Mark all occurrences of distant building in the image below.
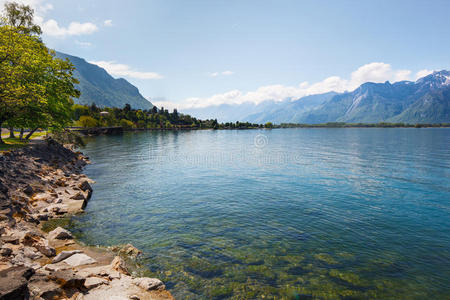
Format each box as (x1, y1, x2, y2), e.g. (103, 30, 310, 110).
(100, 111, 109, 116)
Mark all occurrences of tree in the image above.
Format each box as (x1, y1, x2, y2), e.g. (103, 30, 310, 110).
(78, 116, 98, 128)
(0, 2, 79, 143)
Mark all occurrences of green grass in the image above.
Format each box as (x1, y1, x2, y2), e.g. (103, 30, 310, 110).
(0, 138, 30, 151)
(0, 131, 49, 151)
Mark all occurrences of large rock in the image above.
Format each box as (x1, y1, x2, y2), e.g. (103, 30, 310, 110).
(0, 266, 34, 299)
(48, 227, 73, 240)
(44, 262, 72, 272)
(48, 269, 85, 288)
(110, 256, 130, 275)
(52, 250, 83, 263)
(132, 277, 165, 291)
(1, 236, 19, 245)
(78, 180, 92, 192)
(84, 276, 108, 289)
(21, 230, 44, 246)
(35, 239, 56, 257)
(62, 253, 96, 267)
(28, 272, 63, 299)
(70, 192, 86, 200)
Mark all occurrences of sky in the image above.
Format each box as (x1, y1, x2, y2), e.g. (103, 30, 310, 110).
(2, 0, 450, 110)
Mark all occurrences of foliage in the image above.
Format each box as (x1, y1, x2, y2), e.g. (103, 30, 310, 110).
(50, 129, 85, 147)
(0, 2, 79, 143)
(78, 116, 98, 128)
(119, 119, 134, 129)
(71, 103, 264, 130)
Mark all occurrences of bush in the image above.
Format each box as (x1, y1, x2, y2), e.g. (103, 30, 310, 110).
(120, 119, 134, 129)
(78, 116, 98, 128)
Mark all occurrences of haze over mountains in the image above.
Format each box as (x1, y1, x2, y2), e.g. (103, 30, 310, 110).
(57, 50, 448, 124)
(56, 51, 153, 110)
(184, 71, 450, 124)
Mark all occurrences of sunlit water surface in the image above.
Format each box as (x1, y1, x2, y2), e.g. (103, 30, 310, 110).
(70, 128, 450, 299)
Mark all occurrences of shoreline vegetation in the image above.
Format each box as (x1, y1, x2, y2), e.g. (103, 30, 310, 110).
(0, 138, 173, 299)
(66, 103, 450, 137)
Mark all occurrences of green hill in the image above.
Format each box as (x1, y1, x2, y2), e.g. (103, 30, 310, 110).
(56, 51, 153, 110)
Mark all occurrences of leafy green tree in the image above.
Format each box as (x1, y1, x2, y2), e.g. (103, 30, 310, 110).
(78, 116, 98, 128)
(0, 2, 79, 143)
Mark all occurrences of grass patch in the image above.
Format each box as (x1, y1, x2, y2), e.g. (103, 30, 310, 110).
(0, 138, 30, 151)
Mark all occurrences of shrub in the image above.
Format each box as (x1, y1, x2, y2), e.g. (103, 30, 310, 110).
(78, 116, 98, 128)
(120, 119, 134, 129)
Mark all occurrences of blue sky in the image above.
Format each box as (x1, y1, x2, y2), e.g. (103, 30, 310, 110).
(4, 0, 450, 109)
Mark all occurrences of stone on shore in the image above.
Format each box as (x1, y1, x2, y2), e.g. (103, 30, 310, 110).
(48, 226, 73, 240)
(111, 256, 130, 275)
(52, 249, 83, 263)
(62, 253, 96, 267)
(84, 276, 109, 289)
(0, 266, 34, 299)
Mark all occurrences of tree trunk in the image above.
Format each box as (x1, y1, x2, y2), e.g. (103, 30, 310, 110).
(9, 127, 15, 138)
(25, 128, 38, 140)
(0, 121, 4, 144)
(19, 128, 24, 140)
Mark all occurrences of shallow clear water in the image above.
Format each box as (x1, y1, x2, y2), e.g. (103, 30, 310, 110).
(71, 128, 450, 299)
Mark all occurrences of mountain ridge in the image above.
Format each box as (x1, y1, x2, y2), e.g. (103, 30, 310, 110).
(184, 71, 450, 124)
(55, 51, 153, 110)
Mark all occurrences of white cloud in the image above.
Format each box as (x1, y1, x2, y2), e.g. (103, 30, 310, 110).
(104, 19, 113, 27)
(41, 19, 98, 36)
(0, 0, 99, 37)
(89, 60, 164, 80)
(162, 63, 438, 110)
(415, 69, 434, 80)
(208, 70, 234, 77)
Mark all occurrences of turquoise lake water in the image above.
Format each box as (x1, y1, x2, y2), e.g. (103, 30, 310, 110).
(70, 128, 450, 299)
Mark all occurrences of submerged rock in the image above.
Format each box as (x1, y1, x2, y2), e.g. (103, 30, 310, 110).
(132, 277, 165, 291)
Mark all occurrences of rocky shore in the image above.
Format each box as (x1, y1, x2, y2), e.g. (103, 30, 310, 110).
(0, 139, 173, 300)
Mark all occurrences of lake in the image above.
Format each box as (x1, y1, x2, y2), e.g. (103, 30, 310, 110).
(70, 128, 450, 299)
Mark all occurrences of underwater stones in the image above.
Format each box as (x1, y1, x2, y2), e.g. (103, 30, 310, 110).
(314, 253, 339, 265)
(132, 277, 165, 291)
(62, 253, 96, 267)
(113, 243, 142, 258)
(48, 226, 73, 240)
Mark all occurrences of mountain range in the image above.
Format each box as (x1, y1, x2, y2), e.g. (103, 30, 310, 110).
(184, 71, 450, 124)
(55, 51, 153, 110)
(55, 50, 449, 123)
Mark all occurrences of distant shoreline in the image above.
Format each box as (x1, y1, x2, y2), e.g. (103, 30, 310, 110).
(68, 123, 450, 136)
